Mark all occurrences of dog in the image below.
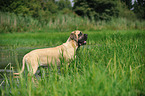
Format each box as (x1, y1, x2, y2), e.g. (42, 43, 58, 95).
(14, 30, 87, 75)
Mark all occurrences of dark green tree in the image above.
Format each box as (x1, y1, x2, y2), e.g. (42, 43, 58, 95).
(0, 0, 30, 15)
(133, 0, 145, 19)
(73, 0, 119, 20)
(73, 0, 137, 20)
(0, 0, 58, 17)
(56, 0, 72, 10)
(121, 0, 132, 10)
(0, 0, 58, 23)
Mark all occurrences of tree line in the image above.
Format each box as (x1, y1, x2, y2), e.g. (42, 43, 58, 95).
(0, 0, 145, 22)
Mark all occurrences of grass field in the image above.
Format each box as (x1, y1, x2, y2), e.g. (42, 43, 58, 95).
(0, 29, 145, 96)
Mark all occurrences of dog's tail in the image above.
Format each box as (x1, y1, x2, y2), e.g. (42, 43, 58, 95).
(13, 57, 26, 75)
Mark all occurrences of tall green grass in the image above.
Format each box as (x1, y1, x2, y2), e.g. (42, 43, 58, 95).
(0, 12, 40, 33)
(1, 11, 145, 33)
(0, 30, 145, 96)
(48, 14, 145, 31)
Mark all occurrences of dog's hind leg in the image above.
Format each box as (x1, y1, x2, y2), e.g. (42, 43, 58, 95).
(26, 58, 39, 75)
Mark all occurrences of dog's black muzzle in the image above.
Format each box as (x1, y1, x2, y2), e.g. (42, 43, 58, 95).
(78, 34, 88, 46)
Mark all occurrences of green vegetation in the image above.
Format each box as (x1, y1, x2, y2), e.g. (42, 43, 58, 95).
(1, 12, 145, 33)
(0, 0, 145, 33)
(0, 30, 145, 95)
(0, 12, 41, 33)
(0, 31, 69, 48)
(0, 0, 145, 95)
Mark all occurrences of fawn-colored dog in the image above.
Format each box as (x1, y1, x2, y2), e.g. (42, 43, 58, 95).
(14, 30, 87, 75)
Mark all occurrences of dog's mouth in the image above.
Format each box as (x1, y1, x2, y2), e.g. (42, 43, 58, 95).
(78, 40, 87, 46)
(78, 34, 88, 46)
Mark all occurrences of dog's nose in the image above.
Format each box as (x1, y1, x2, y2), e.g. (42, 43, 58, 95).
(84, 34, 88, 37)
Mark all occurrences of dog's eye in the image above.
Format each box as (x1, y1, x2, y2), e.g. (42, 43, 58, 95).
(78, 32, 82, 36)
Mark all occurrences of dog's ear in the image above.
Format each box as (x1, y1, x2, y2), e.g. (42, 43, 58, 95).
(70, 32, 77, 41)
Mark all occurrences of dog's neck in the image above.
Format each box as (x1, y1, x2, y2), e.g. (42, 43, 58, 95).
(66, 37, 72, 42)
(66, 37, 78, 50)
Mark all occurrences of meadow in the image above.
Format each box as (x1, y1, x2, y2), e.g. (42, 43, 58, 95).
(0, 29, 145, 96)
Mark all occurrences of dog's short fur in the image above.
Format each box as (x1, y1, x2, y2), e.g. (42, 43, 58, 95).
(14, 30, 87, 75)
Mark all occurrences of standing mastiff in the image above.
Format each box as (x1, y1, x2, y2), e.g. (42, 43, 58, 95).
(14, 30, 88, 75)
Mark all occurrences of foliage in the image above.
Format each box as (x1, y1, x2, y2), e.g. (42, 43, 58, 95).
(56, 0, 72, 10)
(116, 1, 137, 20)
(0, 0, 71, 23)
(133, 0, 145, 19)
(73, 0, 138, 21)
(0, 0, 145, 22)
(121, 0, 145, 19)
(73, 0, 118, 20)
(121, 0, 133, 10)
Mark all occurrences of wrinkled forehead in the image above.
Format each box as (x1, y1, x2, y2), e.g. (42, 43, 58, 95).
(72, 30, 82, 35)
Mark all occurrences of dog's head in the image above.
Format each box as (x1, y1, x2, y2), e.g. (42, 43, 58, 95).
(70, 30, 88, 46)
